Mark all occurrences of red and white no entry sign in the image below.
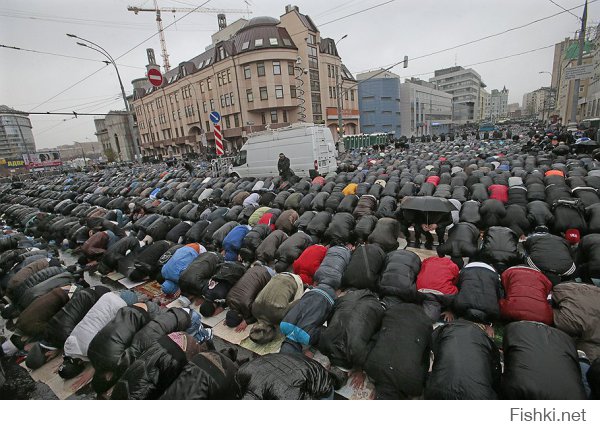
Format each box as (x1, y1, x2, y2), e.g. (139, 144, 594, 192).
(147, 67, 163, 87)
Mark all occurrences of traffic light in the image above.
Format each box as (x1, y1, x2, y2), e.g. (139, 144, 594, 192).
(403, 55, 408, 68)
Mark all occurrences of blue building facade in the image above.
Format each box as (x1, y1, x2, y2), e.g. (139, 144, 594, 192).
(357, 72, 401, 136)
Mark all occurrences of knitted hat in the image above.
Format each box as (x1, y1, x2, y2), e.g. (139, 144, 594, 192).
(118, 290, 138, 306)
(225, 309, 243, 327)
(565, 229, 580, 245)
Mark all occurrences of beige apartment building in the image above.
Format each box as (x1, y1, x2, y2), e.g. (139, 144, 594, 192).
(131, 5, 359, 159)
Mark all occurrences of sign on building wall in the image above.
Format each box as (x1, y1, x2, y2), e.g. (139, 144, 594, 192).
(22, 151, 63, 168)
(564, 64, 594, 81)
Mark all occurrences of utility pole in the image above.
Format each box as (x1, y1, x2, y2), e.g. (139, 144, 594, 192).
(335, 35, 348, 153)
(570, 0, 588, 124)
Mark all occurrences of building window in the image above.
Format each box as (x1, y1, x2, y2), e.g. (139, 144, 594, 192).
(200, 81, 205, 93)
(269, 38, 278, 46)
(261, 112, 266, 125)
(175, 128, 179, 138)
(210, 99, 215, 110)
(203, 101, 207, 113)
(350, 90, 355, 101)
(260, 86, 268, 100)
(244, 66, 251, 79)
(224, 115, 231, 128)
(220, 95, 225, 108)
(230, 92, 235, 105)
(225, 94, 231, 106)
(206, 120, 210, 132)
(257, 62, 265, 77)
(273, 61, 281, 75)
(219, 46, 226, 60)
(288, 61, 295, 75)
(227, 69, 232, 83)
(217, 74, 223, 86)
(270, 110, 278, 123)
(282, 38, 292, 47)
(234, 113, 240, 127)
(246, 89, 253, 102)
(345, 91, 349, 101)
(180, 126, 184, 136)
(255, 39, 263, 47)
(308, 34, 316, 45)
(283, 110, 288, 123)
(241, 41, 250, 50)
(312, 102, 322, 115)
(207, 78, 212, 90)
(290, 85, 297, 98)
(327, 65, 331, 78)
(275, 85, 284, 99)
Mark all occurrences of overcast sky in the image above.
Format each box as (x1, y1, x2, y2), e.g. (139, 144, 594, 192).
(1, 0, 596, 149)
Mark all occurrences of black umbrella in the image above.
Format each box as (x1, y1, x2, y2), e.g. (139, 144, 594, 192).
(400, 196, 456, 213)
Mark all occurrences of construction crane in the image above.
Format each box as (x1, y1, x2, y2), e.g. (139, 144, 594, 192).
(128, 1, 251, 72)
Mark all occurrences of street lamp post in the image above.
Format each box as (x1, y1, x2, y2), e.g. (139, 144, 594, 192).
(67, 33, 141, 163)
(335, 34, 348, 153)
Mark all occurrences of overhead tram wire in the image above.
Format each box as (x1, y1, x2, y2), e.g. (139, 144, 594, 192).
(548, 0, 582, 20)
(341, 0, 598, 96)
(0, 44, 144, 69)
(29, 0, 214, 111)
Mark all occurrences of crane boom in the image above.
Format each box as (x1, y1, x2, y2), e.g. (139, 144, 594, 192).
(127, 2, 252, 72)
(128, 6, 250, 14)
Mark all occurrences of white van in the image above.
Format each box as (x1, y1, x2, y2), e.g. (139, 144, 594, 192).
(230, 123, 338, 178)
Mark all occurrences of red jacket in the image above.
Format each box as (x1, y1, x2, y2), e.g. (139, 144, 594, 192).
(416, 257, 459, 295)
(292, 244, 328, 286)
(258, 212, 276, 231)
(499, 266, 553, 325)
(426, 176, 440, 186)
(488, 184, 508, 203)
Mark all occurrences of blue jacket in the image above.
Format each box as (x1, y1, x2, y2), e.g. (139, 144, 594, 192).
(161, 245, 200, 294)
(222, 225, 251, 262)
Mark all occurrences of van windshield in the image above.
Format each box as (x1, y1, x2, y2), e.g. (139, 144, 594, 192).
(233, 150, 247, 166)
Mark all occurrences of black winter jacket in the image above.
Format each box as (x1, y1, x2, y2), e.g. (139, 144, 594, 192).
(354, 214, 378, 242)
(179, 252, 223, 297)
(478, 226, 523, 271)
(377, 250, 421, 300)
(111, 335, 189, 400)
(437, 222, 479, 258)
(502, 321, 586, 399)
(342, 244, 386, 290)
(368, 217, 400, 252)
(425, 320, 501, 399)
(459, 200, 481, 225)
(453, 262, 502, 323)
(235, 353, 333, 400)
(524, 233, 575, 278)
(479, 199, 506, 229)
(365, 300, 432, 399)
(319, 289, 384, 369)
(44, 285, 110, 349)
(88, 305, 151, 372)
(324, 212, 355, 245)
(160, 351, 238, 400)
(255, 230, 288, 264)
(121, 307, 191, 370)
